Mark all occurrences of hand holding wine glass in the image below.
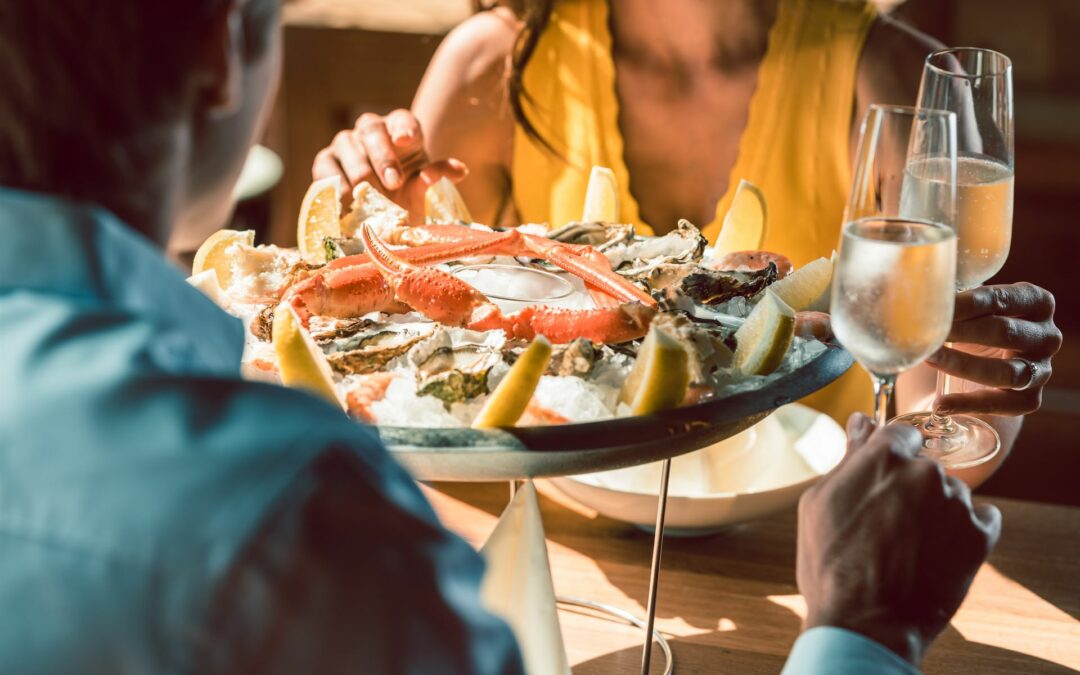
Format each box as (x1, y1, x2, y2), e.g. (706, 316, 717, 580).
(928, 283, 1061, 416)
(895, 47, 1061, 468)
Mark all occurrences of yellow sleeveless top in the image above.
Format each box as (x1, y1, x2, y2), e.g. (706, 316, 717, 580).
(510, 0, 876, 424)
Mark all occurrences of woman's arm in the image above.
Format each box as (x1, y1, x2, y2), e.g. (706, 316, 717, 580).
(412, 9, 519, 227)
(311, 9, 518, 226)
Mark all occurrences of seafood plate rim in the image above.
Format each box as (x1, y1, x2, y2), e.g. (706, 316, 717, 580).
(378, 344, 853, 458)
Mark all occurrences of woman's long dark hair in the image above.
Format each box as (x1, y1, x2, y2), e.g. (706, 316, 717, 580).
(475, 0, 558, 154)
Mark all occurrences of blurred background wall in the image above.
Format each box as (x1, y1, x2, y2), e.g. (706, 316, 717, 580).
(255, 0, 1078, 504)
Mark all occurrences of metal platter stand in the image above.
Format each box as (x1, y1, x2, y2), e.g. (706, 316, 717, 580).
(384, 346, 853, 674)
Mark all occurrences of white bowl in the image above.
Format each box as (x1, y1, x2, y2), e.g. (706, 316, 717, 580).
(550, 404, 846, 536)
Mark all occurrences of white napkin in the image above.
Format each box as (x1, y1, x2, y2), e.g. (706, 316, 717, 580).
(480, 481, 571, 675)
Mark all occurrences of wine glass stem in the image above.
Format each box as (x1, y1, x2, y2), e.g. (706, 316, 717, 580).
(872, 373, 898, 428)
(927, 342, 957, 434)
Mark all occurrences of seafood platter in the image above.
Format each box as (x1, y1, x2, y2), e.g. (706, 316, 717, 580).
(188, 176, 852, 480)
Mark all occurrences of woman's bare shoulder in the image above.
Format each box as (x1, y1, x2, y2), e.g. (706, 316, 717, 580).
(414, 8, 518, 118)
(857, 12, 946, 109)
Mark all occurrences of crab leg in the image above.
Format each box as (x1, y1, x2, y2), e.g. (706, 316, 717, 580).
(287, 229, 520, 325)
(360, 224, 654, 343)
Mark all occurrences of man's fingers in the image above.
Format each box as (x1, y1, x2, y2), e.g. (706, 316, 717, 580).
(355, 113, 404, 190)
(840, 422, 923, 482)
(927, 347, 1051, 390)
(385, 108, 424, 150)
(972, 502, 1003, 552)
(845, 413, 874, 451)
(935, 388, 1042, 416)
(953, 283, 1056, 322)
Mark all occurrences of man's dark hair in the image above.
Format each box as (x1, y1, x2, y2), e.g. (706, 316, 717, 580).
(0, 0, 278, 229)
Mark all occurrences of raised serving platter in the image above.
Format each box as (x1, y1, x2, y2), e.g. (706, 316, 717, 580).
(381, 345, 852, 481)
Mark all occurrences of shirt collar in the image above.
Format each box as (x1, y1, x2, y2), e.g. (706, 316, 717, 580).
(0, 187, 244, 373)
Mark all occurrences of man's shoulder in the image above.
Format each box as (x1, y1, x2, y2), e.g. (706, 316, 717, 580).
(0, 287, 390, 579)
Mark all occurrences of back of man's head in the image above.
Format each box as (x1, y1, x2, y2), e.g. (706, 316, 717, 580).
(0, 1, 277, 230)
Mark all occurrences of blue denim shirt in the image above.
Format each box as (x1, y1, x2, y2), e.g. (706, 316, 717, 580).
(0, 188, 522, 674)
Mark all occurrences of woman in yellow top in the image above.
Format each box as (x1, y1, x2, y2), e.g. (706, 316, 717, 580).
(314, 0, 1060, 481)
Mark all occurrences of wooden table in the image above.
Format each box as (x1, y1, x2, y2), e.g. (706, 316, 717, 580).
(425, 481, 1080, 674)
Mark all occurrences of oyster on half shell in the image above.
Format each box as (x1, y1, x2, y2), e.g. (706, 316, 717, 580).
(409, 328, 507, 405)
(607, 219, 707, 280)
(547, 221, 635, 251)
(325, 327, 434, 376)
(650, 312, 734, 385)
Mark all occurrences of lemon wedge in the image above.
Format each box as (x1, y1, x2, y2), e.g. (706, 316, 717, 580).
(191, 229, 254, 289)
(297, 176, 342, 264)
(714, 179, 767, 257)
(425, 176, 473, 223)
(733, 289, 796, 375)
(473, 337, 553, 429)
(768, 256, 834, 312)
(619, 326, 691, 415)
(582, 166, 619, 223)
(272, 303, 344, 409)
(186, 269, 227, 307)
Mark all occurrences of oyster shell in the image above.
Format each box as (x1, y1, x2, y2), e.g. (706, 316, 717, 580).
(325, 328, 433, 376)
(250, 305, 276, 342)
(547, 221, 635, 250)
(608, 219, 707, 280)
(323, 237, 366, 262)
(310, 317, 383, 344)
(651, 312, 734, 385)
(676, 264, 778, 306)
(506, 338, 597, 377)
(409, 328, 507, 405)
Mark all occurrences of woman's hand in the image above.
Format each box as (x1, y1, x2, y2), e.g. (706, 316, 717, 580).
(927, 283, 1062, 416)
(312, 109, 467, 221)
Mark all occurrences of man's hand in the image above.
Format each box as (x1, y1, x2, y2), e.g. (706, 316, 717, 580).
(927, 283, 1061, 416)
(312, 109, 468, 221)
(797, 414, 1002, 666)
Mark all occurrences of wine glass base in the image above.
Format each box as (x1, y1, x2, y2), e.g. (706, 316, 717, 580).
(891, 412, 1001, 469)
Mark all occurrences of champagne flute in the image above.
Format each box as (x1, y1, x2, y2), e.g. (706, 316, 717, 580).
(832, 105, 958, 429)
(893, 48, 1014, 468)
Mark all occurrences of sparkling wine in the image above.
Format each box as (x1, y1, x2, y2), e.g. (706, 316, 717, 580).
(901, 155, 1014, 290)
(831, 218, 957, 375)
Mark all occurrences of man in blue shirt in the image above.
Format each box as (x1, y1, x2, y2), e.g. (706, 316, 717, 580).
(0, 1, 1001, 673)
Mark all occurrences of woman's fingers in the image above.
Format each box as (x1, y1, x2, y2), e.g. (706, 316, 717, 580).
(934, 387, 1043, 417)
(926, 347, 1053, 390)
(355, 113, 404, 190)
(312, 146, 349, 189)
(330, 130, 374, 187)
(953, 283, 1055, 322)
(385, 108, 424, 150)
(948, 315, 1061, 356)
(419, 158, 469, 184)
(795, 311, 833, 342)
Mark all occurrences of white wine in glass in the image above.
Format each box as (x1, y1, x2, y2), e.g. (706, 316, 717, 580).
(833, 218, 957, 377)
(832, 105, 958, 428)
(901, 155, 1014, 291)
(895, 47, 1013, 468)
